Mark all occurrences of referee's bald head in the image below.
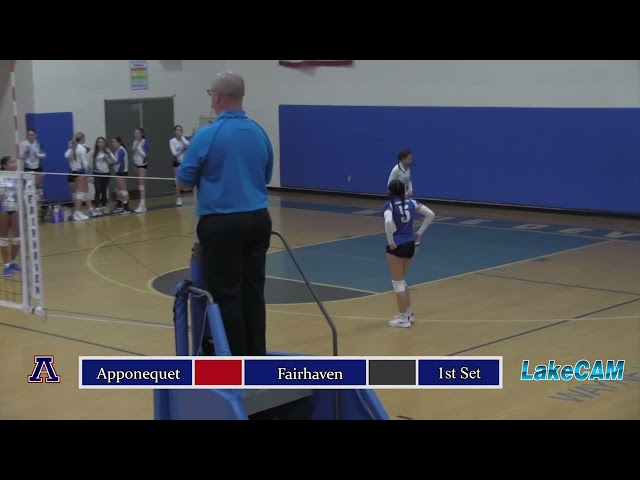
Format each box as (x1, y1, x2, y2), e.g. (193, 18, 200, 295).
(212, 71, 245, 98)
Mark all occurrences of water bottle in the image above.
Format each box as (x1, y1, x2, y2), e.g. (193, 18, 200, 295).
(52, 205, 62, 223)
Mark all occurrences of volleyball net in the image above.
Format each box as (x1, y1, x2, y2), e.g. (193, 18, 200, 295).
(0, 170, 45, 315)
(0, 61, 42, 314)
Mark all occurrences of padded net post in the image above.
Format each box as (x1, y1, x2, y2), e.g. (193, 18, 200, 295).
(0, 171, 41, 313)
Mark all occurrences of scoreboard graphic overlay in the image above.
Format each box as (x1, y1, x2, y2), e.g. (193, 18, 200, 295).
(79, 356, 503, 390)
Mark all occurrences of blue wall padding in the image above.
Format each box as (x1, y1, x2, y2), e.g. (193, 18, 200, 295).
(26, 112, 74, 204)
(279, 105, 640, 215)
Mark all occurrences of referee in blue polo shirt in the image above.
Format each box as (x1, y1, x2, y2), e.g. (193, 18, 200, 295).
(176, 71, 273, 357)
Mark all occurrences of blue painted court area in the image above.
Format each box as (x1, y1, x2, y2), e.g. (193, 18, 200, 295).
(272, 198, 640, 242)
(267, 223, 607, 293)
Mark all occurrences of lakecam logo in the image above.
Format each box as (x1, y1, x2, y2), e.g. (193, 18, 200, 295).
(521, 359, 624, 381)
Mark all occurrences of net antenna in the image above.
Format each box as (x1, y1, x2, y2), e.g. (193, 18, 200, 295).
(1, 60, 46, 317)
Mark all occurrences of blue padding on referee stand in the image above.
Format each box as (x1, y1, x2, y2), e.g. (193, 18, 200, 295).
(26, 112, 74, 204)
(155, 269, 390, 420)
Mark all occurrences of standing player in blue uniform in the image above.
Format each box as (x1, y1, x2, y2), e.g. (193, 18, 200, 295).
(384, 179, 433, 328)
(110, 137, 132, 214)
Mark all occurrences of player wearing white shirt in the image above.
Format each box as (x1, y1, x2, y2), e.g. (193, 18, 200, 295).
(169, 125, 190, 207)
(0, 156, 22, 277)
(131, 127, 149, 213)
(19, 129, 46, 172)
(387, 150, 435, 245)
(19, 128, 47, 212)
(64, 132, 90, 221)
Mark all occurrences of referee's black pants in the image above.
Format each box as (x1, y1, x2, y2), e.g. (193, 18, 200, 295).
(197, 208, 272, 357)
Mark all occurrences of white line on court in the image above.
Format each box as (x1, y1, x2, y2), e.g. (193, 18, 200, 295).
(43, 310, 640, 330)
(45, 313, 173, 329)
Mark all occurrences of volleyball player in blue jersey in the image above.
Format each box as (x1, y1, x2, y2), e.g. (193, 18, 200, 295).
(110, 137, 132, 214)
(387, 150, 435, 246)
(384, 179, 433, 328)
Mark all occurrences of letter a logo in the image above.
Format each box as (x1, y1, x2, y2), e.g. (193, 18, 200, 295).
(28, 355, 61, 383)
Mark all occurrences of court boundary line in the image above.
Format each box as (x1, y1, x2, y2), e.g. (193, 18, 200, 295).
(85, 222, 190, 297)
(263, 238, 613, 307)
(127, 195, 640, 241)
(47, 202, 630, 329)
(446, 297, 640, 356)
(145, 230, 386, 298)
(432, 220, 640, 242)
(474, 272, 640, 297)
(76, 197, 639, 301)
(28, 300, 640, 331)
(9, 198, 634, 361)
(275, 195, 640, 233)
(281, 204, 640, 241)
(265, 275, 375, 294)
(0, 320, 144, 355)
(42, 234, 192, 259)
(147, 231, 612, 307)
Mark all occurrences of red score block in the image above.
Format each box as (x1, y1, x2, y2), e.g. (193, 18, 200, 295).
(194, 359, 243, 386)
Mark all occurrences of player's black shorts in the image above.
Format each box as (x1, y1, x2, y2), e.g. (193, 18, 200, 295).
(67, 170, 84, 183)
(172, 160, 180, 168)
(25, 166, 43, 173)
(386, 241, 415, 259)
(135, 164, 148, 170)
(116, 171, 128, 177)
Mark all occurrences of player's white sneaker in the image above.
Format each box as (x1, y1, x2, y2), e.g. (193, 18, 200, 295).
(389, 315, 411, 328)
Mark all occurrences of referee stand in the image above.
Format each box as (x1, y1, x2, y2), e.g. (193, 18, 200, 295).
(153, 229, 389, 420)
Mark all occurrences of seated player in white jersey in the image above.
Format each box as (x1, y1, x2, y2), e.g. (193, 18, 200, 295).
(0, 156, 22, 277)
(384, 179, 433, 328)
(387, 149, 435, 245)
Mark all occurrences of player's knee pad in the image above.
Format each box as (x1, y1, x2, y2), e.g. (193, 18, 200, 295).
(11, 237, 20, 246)
(392, 280, 406, 293)
(120, 190, 129, 200)
(0, 237, 9, 247)
(138, 185, 145, 192)
(74, 192, 84, 201)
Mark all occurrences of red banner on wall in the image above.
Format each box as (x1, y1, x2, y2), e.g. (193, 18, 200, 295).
(279, 60, 353, 68)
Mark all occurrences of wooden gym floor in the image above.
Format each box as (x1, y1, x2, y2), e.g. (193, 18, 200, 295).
(0, 190, 638, 420)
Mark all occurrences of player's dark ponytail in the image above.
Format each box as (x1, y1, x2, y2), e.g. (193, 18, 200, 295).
(1, 156, 10, 170)
(388, 179, 407, 222)
(114, 137, 127, 154)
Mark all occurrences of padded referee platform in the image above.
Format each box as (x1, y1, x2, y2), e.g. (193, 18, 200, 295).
(153, 233, 389, 420)
(243, 388, 313, 416)
(154, 373, 389, 420)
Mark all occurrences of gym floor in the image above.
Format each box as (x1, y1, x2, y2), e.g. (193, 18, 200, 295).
(0, 190, 638, 419)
